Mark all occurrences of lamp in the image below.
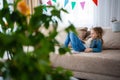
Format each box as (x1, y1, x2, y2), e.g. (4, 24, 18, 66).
(112, 21, 120, 32)
(111, 17, 120, 32)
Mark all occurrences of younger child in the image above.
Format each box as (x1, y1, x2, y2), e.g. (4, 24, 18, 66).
(64, 27, 104, 53)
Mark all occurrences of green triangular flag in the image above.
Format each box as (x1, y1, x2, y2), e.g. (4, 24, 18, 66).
(43, 5, 47, 11)
(71, 2, 76, 10)
(52, 0, 56, 3)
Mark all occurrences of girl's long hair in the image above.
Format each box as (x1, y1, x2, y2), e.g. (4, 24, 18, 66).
(92, 27, 104, 44)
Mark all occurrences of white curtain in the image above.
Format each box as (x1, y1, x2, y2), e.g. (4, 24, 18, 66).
(25, 0, 41, 13)
(93, 0, 120, 27)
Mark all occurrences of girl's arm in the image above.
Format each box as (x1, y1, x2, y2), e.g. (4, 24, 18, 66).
(92, 39, 102, 52)
(84, 48, 92, 52)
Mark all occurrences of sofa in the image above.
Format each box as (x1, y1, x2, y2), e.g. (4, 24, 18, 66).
(50, 28, 120, 80)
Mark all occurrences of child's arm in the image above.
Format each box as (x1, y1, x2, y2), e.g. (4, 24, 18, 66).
(92, 39, 102, 52)
(85, 39, 102, 53)
(84, 48, 92, 52)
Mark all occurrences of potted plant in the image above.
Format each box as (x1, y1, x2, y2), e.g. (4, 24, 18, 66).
(0, 0, 76, 80)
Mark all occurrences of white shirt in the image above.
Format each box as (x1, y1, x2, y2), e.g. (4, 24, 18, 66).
(84, 38, 92, 48)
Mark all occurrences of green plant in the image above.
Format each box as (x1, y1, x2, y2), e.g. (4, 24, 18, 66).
(0, 0, 76, 80)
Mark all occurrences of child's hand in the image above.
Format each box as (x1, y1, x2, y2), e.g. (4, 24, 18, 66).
(84, 48, 93, 53)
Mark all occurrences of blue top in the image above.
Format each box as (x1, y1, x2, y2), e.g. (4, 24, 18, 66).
(90, 39, 102, 52)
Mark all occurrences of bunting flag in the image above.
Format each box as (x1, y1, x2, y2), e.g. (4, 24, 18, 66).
(80, 1, 85, 10)
(52, 0, 56, 3)
(47, 0, 98, 10)
(71, 2, 76, 10)
(47, 0, 52, 6)
(43, 5, 47, 11)
(64, 0, 69, 7)
(92, 0, 98, 6)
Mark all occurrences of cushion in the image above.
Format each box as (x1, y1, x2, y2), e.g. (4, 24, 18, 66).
(55, 31, 67, 44)
(102, 28, 120, 49)
(50, 50, 120, 77)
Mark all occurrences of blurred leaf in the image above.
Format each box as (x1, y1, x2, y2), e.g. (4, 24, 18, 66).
(59, 47, 70, 55)
(46, 74, 52, 80)
(34, 5, 44, 15)
(3, 0, 9, 8)
(61, 8, 68, 13)
(0, 49, 4, 58)
(51, 9, 61, 21)
(65, 24, 76, 34)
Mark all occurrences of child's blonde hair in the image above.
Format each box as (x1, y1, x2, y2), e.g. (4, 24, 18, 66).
(92, 27, 104, 44)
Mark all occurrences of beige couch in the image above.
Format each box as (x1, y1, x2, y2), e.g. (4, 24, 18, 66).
(50, 28, 120, 80)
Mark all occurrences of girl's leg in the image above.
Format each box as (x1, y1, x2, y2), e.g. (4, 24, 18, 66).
(64, 32, 86, 52)
(64, 32, 71, 47)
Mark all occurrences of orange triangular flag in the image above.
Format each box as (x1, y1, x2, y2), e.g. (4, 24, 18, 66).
(92, 0, 98, 6)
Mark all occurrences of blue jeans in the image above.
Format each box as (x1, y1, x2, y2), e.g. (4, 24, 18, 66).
(64, 32, 86, 52)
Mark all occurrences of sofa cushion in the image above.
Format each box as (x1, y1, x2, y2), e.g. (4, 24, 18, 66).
(50, 50, 120, 77)
(102, 29, 120, 49)
(55, 31, 67, 44)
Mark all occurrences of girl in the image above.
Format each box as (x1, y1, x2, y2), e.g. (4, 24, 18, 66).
(64, 27, 104, 53)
